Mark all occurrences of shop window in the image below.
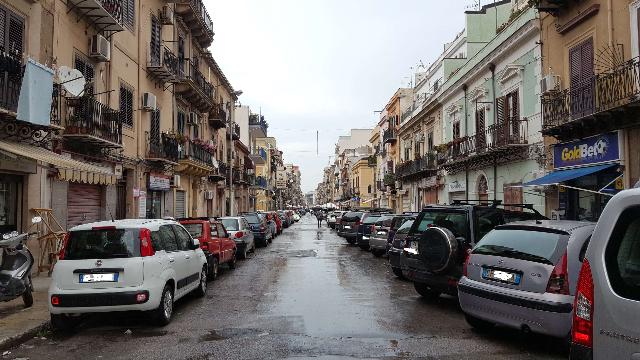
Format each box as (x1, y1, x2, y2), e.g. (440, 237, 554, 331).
(119, 83, 134, 127)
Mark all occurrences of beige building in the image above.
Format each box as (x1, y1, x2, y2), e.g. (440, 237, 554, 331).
(349, 157, 376, 208)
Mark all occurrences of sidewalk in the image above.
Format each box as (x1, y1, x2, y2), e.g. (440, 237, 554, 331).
(0, 276, 51, 350)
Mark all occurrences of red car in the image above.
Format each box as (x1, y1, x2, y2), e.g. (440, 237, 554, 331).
(179, 218, 237, 280)
(271, 212, 283, 235)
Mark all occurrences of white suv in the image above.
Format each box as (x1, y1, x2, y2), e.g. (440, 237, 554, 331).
(49, 219, 208, 329)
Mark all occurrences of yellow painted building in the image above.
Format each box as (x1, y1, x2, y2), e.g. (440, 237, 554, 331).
(350, 157, 375, 208)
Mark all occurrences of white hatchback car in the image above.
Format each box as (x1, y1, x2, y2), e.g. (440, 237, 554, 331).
(49, 219, 208, 329)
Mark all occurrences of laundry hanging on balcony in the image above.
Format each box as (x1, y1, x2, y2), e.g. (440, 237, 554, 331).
(17, 58, 54, 126)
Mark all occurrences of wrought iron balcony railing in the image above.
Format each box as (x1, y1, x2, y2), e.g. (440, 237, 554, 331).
(396, 153, 438, 179)
(443, 118, 528, 162)
(249, 114, 268, 134)
(189, 60, 213, 99)
(542, 57, 640, 134)
(148, 46, 180, 83)
(179, 139, 213, 167)
(383, 128, 396, 144)
(175, 0, 214, 48)
(67, 0, 125, 33)
(0, 53, 22, 114)
(147, 133, 179, 163)
(63, 95, 123, 147)
(208, 103, 226, 129)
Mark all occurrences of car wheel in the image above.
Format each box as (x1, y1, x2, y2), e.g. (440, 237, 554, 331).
(229, 253, 237, 269)
(240, 247, 248, 260)
(209, 257, 219, 281)
(359, 244, 370, 251)
(22, 278, 33, 308)
(154, 285, 174, 326)
(50, 314, 78, 332)
(464, 314, 494, 332)
(414, 283, 441, 300)
(194, 267, 207, 297)
(392, 267, 405, 279)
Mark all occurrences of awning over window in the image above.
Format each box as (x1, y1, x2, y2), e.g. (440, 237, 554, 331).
(0, 140, 117, 185)
(524, 163, 617, 187)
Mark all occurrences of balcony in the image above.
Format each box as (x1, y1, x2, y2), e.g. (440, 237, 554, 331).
(532, 0, 574, 14)
(61, 95, 123, 148)
(174, 0, 215, 48)
(255, 176, 269, 189)
(146, 133, 179, 165)
(442, 118, 529, 173)
(383, 128, 396, 144)
(209, 161, 226, 182)
(542, 57, 640, 140)
(177, 139, 216, 176)
(67, 0, 124, 34)
(227, 123, 240, 140)
(208, 103, 226, 129)
(383, 173, 396, 187)
(249, 114, 268, 136)
(396, 153, 438, 179)
(147, 46, 180, 84)
(232, 167, 249, 185)
(175, 60, 214, 113)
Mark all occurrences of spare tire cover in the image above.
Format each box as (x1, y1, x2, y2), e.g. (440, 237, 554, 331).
(418, 227, 458, 274)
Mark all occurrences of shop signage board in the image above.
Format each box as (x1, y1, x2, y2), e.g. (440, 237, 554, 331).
(138, 191, 146, 218)
(447, 180, 465, 193)
(148, 173, 171, 191)
(554, 132, 620, 169)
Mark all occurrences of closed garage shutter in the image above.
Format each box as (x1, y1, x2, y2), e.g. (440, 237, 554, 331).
(449, 191, 465, 204)
(67, 183, 102, 228)
(175, 190, 186, 218)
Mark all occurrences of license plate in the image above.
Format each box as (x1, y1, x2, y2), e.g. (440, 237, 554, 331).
(344, 225, 351, 229)
(80, 273, 118, 283)
(410, 242, 419, 251)
(482, 268, 520, 285)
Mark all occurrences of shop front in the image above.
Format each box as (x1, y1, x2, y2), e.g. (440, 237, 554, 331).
(146, 173, 171, 219)
(447, 179, 466, 203)
(525, 132, 624, 221)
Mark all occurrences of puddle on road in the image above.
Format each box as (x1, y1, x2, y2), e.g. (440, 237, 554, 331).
(284, 249, 317, 258)
(200, 328, 266, 341)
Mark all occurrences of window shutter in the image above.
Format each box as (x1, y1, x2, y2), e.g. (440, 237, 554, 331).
(569, 45, 581, 88)
(0, 8, 6, 53)
(581, 39, 594, 80)
(150, 109, 160, 144)
(124, 0, 135, 30)
(7, 13, 23, 56)
(119, 85, 133, 126)
(496, 96, 505, 125)
(150, 15, 160, 66)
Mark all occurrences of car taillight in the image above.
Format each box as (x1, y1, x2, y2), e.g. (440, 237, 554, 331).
(462, 248, 472, 277)
(573, 259, 594, 348)
(355, 220, 360, 226)
(58, 233, 69, 260)
(139, 228, 155, 257)
(235, 231, 244, 238)
(51, 295, 60, 306)
(546, 252, 570, 295)
(370, 225, 376, 233)
(200, 242, 209, 251)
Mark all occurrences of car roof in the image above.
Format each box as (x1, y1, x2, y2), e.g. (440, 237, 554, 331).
(219, 216, 242, 220)
(69, 219, 177, 231)
(496, 220, 595, 233)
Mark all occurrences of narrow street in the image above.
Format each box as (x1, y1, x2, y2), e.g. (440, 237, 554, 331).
(10, 216, 565, 360)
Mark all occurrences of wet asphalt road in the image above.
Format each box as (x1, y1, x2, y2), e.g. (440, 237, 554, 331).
(9, 216, 566, 359)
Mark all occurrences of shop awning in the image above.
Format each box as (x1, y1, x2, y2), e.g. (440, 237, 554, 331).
(523, 163, 617, 187)
(0, 140, 117, 185)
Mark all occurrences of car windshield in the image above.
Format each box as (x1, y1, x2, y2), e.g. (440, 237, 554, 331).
(413, 209, 469, 239)
(244, 214, 260, 224)
(396, 220, 414, 234)
(64, 228, 140, 259)
(473, 227, 568, 265)
(221, 219, 239, 231)
(181, 223, 204, 238)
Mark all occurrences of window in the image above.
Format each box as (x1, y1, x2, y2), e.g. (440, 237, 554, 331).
(474, 228, 567, 265)
(427, 131, 433, 151)
(177, 110, 186, 134)
(368, 185, 372, 194)
(452, 121, 461, 139)
(182, 223, 204, 238)
(0, 5, 24, 56)
(150, 110, 160, 144)
(157, 225, 178, 252)
(150, 14, 161, 66)
(413, 209, 469, 240)
(119, 83, 134, 127)
(605, 206, 640, 301)
(475, 207, 503, 240)
(173, 225, 194, 251)
(74, 54, 95, 95)
(122, 0, 135, 30)
(64, 229, 140, 259)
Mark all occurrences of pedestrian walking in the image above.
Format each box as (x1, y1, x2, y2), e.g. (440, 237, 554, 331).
(316, 211, 324, 228)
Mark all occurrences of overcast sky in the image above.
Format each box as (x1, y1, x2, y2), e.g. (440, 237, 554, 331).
(210, 0, 470, 192)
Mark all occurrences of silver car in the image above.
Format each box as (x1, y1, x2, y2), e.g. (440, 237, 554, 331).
(570, 188, 640, 360)
(220, 217, 255, 259)
(369, 214, 395, 257)
(458, 220, 594, 339)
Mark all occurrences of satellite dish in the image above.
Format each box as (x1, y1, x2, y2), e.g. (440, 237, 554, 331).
(57, 66, 86, 97)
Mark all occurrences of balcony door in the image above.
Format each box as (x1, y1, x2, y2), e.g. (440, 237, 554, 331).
(475, 108, 486, 152)
(569, 38, 595, 119)
(150, 14, 162, 67)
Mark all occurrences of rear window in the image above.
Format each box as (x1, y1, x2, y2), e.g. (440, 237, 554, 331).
(65, 229, 140, 259)
(413, 210, 469, 239)
(605, 207, 640, 301)
(473, 227, 568, 265)
(363, 215, 381, 224)
(244, 214, 260, 224)
(396, 220, 414, 234)
(182, 223, 204, 238)
(343, 212, 363, 221)
(392, 216, 413, 230)
(221, 219, 239, 231)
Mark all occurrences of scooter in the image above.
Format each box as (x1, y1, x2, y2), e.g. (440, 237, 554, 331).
(0, 218, 39, 308)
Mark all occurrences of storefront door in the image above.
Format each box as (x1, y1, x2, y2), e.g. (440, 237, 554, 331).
(0, 174, 21, 234)
(146, 191, 163, 219)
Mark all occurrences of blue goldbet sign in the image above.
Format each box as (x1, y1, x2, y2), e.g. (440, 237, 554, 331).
(554, 132, 619, 169)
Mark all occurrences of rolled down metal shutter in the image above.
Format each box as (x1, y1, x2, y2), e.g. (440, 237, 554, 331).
(175, 190, 186, 218)
(67, 183, 102, 228)
(449, 192, 465, 204)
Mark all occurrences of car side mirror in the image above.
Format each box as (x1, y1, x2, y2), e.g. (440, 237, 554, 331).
(192, 239, 200, 249)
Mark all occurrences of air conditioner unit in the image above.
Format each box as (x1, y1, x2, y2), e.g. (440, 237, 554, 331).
(540, 74, 560, 93)
(89, 34, 111, 62)
(161, 5, 174, 25)
(172, 175, 181, 188)
(188, 112, 198, 125)
(205, 190, 214, 200)
(142, 92, 157, 111)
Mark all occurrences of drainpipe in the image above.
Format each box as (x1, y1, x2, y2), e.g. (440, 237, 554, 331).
(489, 63, 497, 200)
(607, 0, 614, 46)
(463, 84, 469, 197)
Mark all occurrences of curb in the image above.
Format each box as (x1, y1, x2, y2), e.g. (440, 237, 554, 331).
(0, 321, 50, 351)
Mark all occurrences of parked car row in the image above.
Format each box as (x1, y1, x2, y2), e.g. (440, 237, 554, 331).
(330, 190, 640, 359)
(48, 211, 299, 330)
